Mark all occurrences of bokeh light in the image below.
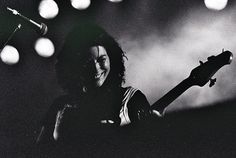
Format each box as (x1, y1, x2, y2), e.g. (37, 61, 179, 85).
(0, 45, 20, 65)
(204, 0, 228, 11)
(71, 0, 91, 10)
(108, 0, 123, 3)
(39, 0, 59, 19)
(34, 38, 55, 57)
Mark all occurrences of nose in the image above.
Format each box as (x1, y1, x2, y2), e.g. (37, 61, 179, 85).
(92, 61, 101, 73)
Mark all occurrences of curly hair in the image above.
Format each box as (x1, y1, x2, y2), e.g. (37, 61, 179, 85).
(55, 22, 126, 94)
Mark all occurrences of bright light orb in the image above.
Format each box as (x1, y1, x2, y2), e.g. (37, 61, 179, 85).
(71, 0, 91, 10)
(34, 38, 55, 57)
(204, 0, 228, 11)
(39, 0, 59, 19)
(0, 45, 20, 65)
(108, 0, 123, 3)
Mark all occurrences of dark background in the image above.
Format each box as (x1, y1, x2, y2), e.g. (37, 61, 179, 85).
(0, 0, 236, 157)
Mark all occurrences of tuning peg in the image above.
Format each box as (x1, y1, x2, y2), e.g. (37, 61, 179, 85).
(199, 60, 204, 65)
(209, 78, 216, 87)
(207, 56, 215, 61)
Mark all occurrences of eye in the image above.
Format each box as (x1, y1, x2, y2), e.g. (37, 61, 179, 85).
(97, 56, 107, 64)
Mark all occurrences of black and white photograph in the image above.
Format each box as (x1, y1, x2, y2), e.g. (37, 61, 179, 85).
(0, 0, 236, 157)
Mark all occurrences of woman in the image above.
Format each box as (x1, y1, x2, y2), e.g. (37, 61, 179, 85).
(36, 23, 159, 148)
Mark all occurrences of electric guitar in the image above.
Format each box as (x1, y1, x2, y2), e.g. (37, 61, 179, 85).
(151, 50, 233, 115)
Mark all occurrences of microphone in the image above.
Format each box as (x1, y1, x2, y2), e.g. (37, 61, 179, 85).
(7, 7, 48, 35)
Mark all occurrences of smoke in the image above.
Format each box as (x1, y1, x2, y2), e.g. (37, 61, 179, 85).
(120, 7, 236, 112)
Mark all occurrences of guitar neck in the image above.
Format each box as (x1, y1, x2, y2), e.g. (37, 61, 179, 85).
(150, 51, 233, 114)
(151, 77, 193, 114)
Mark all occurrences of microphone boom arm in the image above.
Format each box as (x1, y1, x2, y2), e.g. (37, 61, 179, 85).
(7, 7, 48, 35)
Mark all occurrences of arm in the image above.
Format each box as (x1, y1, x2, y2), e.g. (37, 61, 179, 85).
(127, 90, 162, 123)
(36, 97, 63, 145)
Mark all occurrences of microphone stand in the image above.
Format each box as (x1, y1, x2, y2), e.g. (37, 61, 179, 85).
(1, 24, 22, 49)
(7, 7, 41, 29)
(7, 7, 48, 35)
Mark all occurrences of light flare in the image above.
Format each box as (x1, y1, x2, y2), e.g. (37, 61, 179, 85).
(71, 0, 91, 10)
(39, 0, 59, 19)
(0, 45, 20, 65)
(204, 0, 228, 11)
(34, 38, 55, 57)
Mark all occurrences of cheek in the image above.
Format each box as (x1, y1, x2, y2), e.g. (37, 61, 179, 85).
(101, 59, 111, 73)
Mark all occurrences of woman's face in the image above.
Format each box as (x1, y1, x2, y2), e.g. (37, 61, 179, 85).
(85, 45, 111, 88)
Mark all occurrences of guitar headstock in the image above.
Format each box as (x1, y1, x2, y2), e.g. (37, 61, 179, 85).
(188, 50, 233, 87)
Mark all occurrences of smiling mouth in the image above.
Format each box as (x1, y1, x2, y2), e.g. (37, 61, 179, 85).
(94, 72, 104, 79)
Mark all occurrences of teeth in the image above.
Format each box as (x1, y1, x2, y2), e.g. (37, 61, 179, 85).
(95, 72, 103, 79)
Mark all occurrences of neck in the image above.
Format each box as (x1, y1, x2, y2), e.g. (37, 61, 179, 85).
(151, 77, 193, 114)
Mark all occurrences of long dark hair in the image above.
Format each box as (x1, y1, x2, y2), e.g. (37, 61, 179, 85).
(55, 22, 126, 95)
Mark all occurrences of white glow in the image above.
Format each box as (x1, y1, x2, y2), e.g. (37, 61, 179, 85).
(0, 45, 20, 65)
(108, 0, 123, 3)
(34, 38, 55, 57)
(204, 0, 228, 11)
(71, 0, 91, 10)
(122, 9, 236, 112)
(39, 0, 59, 19)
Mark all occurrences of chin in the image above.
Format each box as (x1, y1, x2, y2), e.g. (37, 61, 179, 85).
(95, 81, 105, 88)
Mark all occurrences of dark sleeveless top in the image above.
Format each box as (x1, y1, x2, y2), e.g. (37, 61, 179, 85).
(37, 87, 158, 144)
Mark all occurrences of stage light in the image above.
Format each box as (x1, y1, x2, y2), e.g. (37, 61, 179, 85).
(0, 45, 20, 65)
(34, 38, 55, 57)
(71, 0, 91, 10)
(108, 0, 123, 3)
(204, 0, 228, 11)
(39, 0, 59, 19)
